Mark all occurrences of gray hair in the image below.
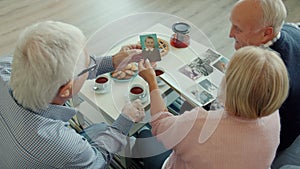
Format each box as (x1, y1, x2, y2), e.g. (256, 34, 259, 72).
(10, 21, 86, 111)
(260, 0, 287, 34)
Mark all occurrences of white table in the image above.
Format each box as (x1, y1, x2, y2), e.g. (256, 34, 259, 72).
(75, 16, 226, 168)
(78, 23, 225, 127)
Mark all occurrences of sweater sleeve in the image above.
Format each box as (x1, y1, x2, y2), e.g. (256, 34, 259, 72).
(151, 106, 202, 149)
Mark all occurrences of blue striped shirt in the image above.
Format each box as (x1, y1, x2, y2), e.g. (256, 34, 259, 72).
(0, 55, 134, 168)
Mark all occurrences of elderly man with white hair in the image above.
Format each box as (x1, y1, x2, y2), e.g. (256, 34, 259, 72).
(0, 21, 144, 168)
(229, 0, 300, 168)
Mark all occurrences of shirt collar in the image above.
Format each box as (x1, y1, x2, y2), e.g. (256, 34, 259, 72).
(9, 89, 77, 122)
(145, 48, 154, 51)
(38, 104, 77, 122)
(262, 32, 281, 48)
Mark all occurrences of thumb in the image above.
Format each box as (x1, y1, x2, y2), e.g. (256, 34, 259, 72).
(127, 49, 142, 57)
(144, 59, 152, 68)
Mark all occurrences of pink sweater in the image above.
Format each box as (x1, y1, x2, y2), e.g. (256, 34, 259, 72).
(150, 90, 280, 169)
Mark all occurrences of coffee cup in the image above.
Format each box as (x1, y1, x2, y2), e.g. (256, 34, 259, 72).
(154, 67, 165, 86)
(94, 75, 110, 93)
(129, 84, 148, 103)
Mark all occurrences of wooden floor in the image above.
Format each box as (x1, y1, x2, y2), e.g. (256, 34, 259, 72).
(0, 0, 299, 58)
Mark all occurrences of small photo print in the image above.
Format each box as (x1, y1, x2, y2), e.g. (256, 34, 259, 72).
(140, 34, 161, 62)
(189, 86, 214, 105)
(199, 79, 218, 92)
(179, 57, 214, 80)
(212, 57, 229, 73)
(203, 49, 221, 64)
(179, 64, 202, 80)
(191, 57, 214, 76)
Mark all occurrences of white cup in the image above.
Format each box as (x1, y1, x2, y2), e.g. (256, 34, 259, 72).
(94, 75, 110, 93)
(154, 67, 165, 86)
(129, 84, 148, 103)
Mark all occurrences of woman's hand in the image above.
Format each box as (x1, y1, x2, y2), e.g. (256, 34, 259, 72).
(138, 59, 158, 91)
(138, 59, 156, 83)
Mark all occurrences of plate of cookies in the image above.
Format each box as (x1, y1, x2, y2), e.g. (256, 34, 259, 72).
(110, 62, 138, 82)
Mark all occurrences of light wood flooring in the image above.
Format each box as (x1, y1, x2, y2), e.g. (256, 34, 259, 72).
(0, 0, 299, 58)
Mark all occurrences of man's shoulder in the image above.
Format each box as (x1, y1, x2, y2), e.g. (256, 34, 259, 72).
(282, 23, 300, 35)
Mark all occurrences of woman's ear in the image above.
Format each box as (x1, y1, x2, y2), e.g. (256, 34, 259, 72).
(58, 80, 73, 98)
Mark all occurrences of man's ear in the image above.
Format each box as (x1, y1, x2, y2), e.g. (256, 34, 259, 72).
(262, 26, 275, 43)
(58, 80, 73, 98)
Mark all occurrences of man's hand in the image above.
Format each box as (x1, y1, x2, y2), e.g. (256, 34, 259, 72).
(122, 99, 145, 123)
(112, 44, 142, 71)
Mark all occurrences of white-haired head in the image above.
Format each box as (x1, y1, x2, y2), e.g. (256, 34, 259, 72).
(10, 21, 86, 111)
(260, 0, 287, 34)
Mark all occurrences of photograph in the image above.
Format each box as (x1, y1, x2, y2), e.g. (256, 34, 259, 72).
(212, 56, 229, 73)
(179, 57, 214, 80)
(189, 85, 214, 105)
(203, 48, 221, 64)
(140, 34, 161, 62)
(179, 64, 202, 80)
(199, 79, 218, 92)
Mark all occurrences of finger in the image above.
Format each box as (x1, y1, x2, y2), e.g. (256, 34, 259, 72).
(132, 99, 142, 108)
(121, 44, 142, 51)
(132, 44, 142, 49)
(138, 59, 145, 70)
(150, 62, 157, 68)
(127, 49, 142, 62)
(139, 111, 146, 121)
(115, 57, 131, 71)
(144, 59, 152, 68)
(131, 54, 142, 62)
(121, 46, 130, 51)
(127, 49, 142, 57)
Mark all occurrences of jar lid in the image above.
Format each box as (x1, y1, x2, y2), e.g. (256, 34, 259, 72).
(172, 22, 191, 34)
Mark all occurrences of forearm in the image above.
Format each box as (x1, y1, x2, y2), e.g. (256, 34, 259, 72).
(84, 114, 133, 154)
(88, 56, 114, 79)
(148, 81, 168, 116)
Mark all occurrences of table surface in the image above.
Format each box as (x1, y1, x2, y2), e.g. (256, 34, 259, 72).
(79, 17, 225, 124)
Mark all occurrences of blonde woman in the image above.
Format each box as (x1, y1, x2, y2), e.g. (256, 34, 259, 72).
(136, 46, 289, 169)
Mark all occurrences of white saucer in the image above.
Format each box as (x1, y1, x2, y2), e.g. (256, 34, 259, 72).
(130, 92, 149, 103)
(93, 87, 109, 94)
(140, 95, 149, 103)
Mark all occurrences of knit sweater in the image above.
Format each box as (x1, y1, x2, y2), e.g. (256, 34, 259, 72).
(270, 23, 300, 152)
(150, 90, 279, 169)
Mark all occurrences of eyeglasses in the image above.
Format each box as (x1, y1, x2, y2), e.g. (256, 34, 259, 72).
(76, 55, 97, 77)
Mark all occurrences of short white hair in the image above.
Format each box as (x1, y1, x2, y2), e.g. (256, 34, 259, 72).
(10, 21, 86, 111)
(260, 0, 287, 34)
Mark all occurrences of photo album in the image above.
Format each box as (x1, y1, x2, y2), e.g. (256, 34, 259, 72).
(181, 49, 229, 105)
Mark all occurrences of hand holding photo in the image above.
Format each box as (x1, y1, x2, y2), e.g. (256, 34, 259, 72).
(140, 34, 161, 62)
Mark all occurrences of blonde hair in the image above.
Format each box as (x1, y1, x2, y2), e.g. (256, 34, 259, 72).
(225, 46, 289, 118)
(10, 21, 86, 111)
